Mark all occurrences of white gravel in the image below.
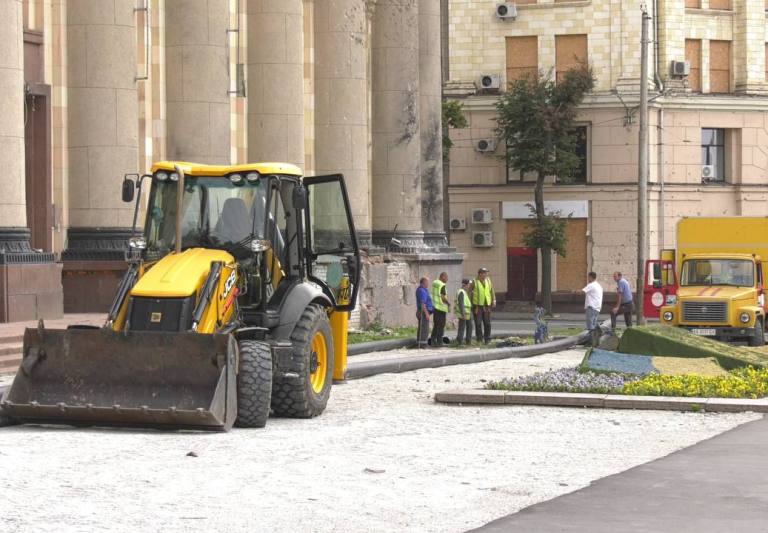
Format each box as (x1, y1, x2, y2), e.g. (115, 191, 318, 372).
(0, 348, 759, 533)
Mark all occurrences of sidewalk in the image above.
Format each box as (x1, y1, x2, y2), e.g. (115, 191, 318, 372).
(474, 415, 768, 533)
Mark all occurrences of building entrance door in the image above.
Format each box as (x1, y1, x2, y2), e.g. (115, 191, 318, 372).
(24, 87, 53, 252)
(507, 247, 537, 301)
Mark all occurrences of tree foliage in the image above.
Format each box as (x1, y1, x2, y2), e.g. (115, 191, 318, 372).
(442, 99, 468, 161)
(494, 66, 595, 312)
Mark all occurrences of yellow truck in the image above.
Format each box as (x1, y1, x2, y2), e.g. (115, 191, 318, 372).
(658, 217, 767, 346)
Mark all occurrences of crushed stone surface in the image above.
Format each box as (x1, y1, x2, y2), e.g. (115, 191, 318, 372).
(0, 348, 759, 533)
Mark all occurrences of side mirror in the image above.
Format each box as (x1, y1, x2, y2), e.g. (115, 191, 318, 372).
(292, 185, 308, 210)
(122, 178, 135, 203)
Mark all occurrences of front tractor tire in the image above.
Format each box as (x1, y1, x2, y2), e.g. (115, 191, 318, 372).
(271, 304, 334, 418)
(235, 340, 273, 428)
(748, 317, 765, 347)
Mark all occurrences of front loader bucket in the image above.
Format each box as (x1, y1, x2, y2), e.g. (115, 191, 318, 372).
(1, 328, 237, 431)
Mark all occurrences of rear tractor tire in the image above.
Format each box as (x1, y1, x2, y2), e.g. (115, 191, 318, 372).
(271, 304, 334, 418)
(748, 317, 765, 347)
(235, 340, 273, 428)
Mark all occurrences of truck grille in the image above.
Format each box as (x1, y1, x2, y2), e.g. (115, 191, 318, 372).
(682, 301, 728, 323)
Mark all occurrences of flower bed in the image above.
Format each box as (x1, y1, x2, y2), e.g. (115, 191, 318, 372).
(487, 366, 768, 399)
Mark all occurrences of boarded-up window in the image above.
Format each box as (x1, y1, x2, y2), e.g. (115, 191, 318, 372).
(710, 40, 731, 93)
(686, 39, 701, 92)
(515, 0, 536, 3)
(708, 0, 731, 9)
(685, 0, 700, 7)
(506, 36, 538, 84)
(555, 34, 588, 83)
(556, 219, 588, 292)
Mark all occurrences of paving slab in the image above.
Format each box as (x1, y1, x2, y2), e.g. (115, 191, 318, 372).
(473, 415, 768, 533)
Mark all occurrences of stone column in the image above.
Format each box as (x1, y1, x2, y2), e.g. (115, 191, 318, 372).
(314, 0, 371, 241)
(657, 0, 686, 89)
(165, 0, 230, 164)
(371, 0, 423, 241)
(0, 0, 27, 229)
(613, 2, 646, 93)
(733, 0, 768, 94)
(246, 0, 304, 168)
(418, 0, 444, 236)
(63, 0, 138, 312)
(66, 0, 138, 229)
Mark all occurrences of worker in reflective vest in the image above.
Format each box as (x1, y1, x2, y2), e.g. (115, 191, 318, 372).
(454, 278, 472, 345)
(430, 272, 450, 347)
(472, 267, 496, 343)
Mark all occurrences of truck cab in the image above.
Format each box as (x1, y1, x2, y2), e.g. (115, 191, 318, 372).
(659, 253, 765, 346)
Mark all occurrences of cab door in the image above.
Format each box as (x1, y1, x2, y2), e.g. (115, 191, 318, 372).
(644, 256, 677, 319)
(303, 174, 360, 312)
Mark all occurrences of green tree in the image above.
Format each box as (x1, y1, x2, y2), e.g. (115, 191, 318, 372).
(495, 67, 594, 313)
(442, 99, 468, 161)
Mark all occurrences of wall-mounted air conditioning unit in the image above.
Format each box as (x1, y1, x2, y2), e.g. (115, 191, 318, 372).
(478, 74, 501, 91)
(475, 139, 497, 153)
(495, 3, 517, 20)
(471, 208, 493, 224)
(473, 231, 494, 248)
(701, 165, 715, 180)
(449, 217, 466, 231)
(671, 60, 690, 77)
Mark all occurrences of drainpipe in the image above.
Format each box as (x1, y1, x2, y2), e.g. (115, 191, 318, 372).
(653, 0, 664, 92)
(654, 0, 665, 254)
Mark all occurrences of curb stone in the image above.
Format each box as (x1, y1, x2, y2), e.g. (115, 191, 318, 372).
(347, 330, 541, 356)
(434, 389, 768, 413)
(346, 332, 589, 379)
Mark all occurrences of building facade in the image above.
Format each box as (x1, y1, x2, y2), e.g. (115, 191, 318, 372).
(0, 0, 461, 325)
(445, 0, 768, 306)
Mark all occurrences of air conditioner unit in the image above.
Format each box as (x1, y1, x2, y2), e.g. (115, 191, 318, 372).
(471, 208, 493, 224)
(478, 74, 501, 91)
(495, 3, 518, 20)
(701, 165, 715, 180)
(475, 139, 497, 153)
(449, 217, 466, 231)
(671, 60, 690, 77)
(473, 231, 494, 248)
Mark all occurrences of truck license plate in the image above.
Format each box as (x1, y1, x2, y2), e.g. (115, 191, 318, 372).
(691, 328, 716, 336)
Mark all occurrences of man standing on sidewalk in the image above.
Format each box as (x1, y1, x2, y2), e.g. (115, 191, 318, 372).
(472, 267, 496, 344)
(454, 278, 472, 345)
(415, 277, 433, 349)
(582, 272, 603, 346)
(430, 272, 450, 347)
(610, 271, 634, 331)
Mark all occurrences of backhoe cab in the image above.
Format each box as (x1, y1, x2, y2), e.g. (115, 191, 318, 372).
(1, 162, 360, 431)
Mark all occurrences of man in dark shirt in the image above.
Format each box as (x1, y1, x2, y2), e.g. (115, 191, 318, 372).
(415, 277, 433, 348)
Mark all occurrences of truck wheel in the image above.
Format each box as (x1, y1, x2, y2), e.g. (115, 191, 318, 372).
(235, 340, 273, 428)
(271, 304, 334, 418)
(748, 318, 765, 347)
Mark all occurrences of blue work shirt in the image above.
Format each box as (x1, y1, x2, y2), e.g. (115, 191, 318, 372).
(617, 277, 633, 304)
(416, 286, 434, 313)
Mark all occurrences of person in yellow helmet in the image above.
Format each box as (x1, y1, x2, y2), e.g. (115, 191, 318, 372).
(472, 267, 496, 343)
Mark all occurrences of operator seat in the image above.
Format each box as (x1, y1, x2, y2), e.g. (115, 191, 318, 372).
(214, 197, 252, 245)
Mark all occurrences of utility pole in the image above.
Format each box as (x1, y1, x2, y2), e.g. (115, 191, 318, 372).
(636, 8, 650, 326)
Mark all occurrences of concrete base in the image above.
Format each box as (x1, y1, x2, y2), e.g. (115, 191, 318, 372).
(358, 250, 465, 327)
(0, 263, 63, 322)
(62, 261, 126, 313)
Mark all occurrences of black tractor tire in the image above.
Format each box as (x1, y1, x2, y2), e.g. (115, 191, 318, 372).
(271, 304, 334, 418)
(235, 340, 273, 428)
(748, 317, 765, 347)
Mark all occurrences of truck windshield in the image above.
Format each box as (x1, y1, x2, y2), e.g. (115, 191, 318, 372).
(144, 177, 268, 254)
(680, 259, 754, 287)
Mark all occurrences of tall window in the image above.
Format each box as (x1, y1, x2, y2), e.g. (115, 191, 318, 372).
(685, 39, 701, 92)
(506, 36, 538, 84)
(702, 128, 725, 183)
(709, 40, 731, 93)
(557, 126, 588, 184)
(555, 34, 588, 83)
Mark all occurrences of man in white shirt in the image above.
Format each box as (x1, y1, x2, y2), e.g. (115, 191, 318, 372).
(582, 271, 603, 347)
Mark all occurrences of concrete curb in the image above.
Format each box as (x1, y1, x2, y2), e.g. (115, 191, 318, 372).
(346, 332, 588, 379)
(434, 389, 768, 413)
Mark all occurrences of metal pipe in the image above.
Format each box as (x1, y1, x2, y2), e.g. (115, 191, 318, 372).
(134, 0, 150, 81)
(653, 0, 664, 92)
(174, 164, 185, 255)
(658, 107, 665, 251)
(637, 9, 650, 326)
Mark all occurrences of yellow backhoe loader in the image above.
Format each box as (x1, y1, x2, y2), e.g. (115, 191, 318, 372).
(0, 162, 360, 431)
